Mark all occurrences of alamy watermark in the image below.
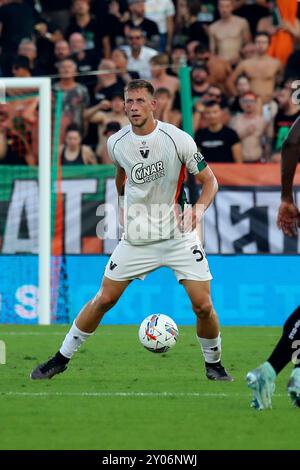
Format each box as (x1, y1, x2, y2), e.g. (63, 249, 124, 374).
(292, 340, 300, 366)
(96, 201, 205, 245)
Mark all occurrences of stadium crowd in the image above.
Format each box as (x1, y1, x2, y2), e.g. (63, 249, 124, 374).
(0, 0, 300, 165)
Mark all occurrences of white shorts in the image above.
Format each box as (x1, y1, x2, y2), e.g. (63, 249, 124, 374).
(104, 232, 212, 283)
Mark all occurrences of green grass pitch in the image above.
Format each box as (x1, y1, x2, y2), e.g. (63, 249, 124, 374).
(0, 324, 299, 450)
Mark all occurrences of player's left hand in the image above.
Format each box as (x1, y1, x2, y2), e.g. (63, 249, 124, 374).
(175, 205, 204, 233)
(277, 201, 300, 237)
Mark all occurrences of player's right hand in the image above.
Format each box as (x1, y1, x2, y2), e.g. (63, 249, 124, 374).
(277, 201, 300, 237)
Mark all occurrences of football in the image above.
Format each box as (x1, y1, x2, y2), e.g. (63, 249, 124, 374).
(138, 314, 179, 353)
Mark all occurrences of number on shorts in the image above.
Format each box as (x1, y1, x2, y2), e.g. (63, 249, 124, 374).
(191, 245, 204, 262)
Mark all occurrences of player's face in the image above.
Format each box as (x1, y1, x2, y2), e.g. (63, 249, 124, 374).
(124, 88, 156, 128)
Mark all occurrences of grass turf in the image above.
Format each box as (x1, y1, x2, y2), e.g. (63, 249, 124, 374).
(0, 324, 299, 450)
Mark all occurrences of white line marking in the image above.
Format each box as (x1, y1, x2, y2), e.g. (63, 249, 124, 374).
(0, 391, 285, 398)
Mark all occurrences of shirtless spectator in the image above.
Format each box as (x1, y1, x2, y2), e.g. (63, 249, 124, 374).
(228, 32, 282, 104)
(150, 53, 179, 98)
(240, 41, 257, 60)
(209, 0, 251, 66)
(194, 43, 232, 92)
(85, 91, 129, 160)
(230, 92, 267, 162)
(230, 74, 251, 114)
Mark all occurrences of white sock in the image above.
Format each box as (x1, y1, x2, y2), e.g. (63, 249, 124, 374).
(60, 321, 93, 359)
(197, 334, 221, 364)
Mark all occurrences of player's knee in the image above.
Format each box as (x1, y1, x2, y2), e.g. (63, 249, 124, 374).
(193, 300, 213, 320)
(91, 291, 117, 313)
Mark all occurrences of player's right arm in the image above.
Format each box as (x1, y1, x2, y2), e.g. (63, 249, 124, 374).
(116, 164, 126, 196)
(277, 115, 300, 236)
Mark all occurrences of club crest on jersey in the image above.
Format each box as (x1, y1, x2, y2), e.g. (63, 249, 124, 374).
(139, 148, 149, 158)
(131, 161, 165, 184)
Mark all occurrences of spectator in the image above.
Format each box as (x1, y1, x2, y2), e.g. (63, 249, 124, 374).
(229, 74, 251, 114)
(183, 0, 209, 46)
(17, 38, 48, 76)
(100, 121, 121, 164)
(145, 0, 175, 52)
(150, 53, 179, 97)
(0, 0, 38, 76)
(85, 91, 129, 159)
(153, 87, 181, 126)
(209, 0, 251, 66)
(39, 0, 72, 34)
(240, 41, 257, 60)
(257, 0, 300, 65)
(53, 58, 90, 139)
(92, 59, 124, 105)
(234, 0, 270, 37)
(111, 48, 140, 85)
(69, 32, 98, 93)
(230, 92, 267, 162)
(194, 43, 232, 91)
(186, 39, 200, 65)
(65, 0, 111, 58)
(51, 40, 71, 75)
(121, 26, 157, 79)
(272, 82, 300, 162)
(12, 55, 32, 77)
(229, 32, 282, 104)
(59, 123, 96, 164)
(104, 0, 129, 50)
(166, 44, 187, 77)
(125, 0, 159, 50)
(195, 100, 242, 163)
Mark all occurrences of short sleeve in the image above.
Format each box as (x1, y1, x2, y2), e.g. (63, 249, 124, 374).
(228, 128, 240, 146)
(179, 131, 207, 175)
(165, 0, 175, 16)
(107, 136, 118, 166)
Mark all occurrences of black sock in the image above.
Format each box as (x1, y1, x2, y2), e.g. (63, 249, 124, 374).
(54, 351, 70, 365)
(268, 306, 300, 375)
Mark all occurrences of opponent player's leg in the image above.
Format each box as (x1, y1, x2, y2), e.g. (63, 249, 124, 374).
(181, 279, 233, 381)
(246, 305, 300, 409)
(30, 277, 130, 380)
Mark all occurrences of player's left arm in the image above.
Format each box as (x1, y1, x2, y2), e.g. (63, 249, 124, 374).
(193, 165, 218, 217)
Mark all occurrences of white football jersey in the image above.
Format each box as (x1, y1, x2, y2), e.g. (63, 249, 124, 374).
(107, 120, 207, 244)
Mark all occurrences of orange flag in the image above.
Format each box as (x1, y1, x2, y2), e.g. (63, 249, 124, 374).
(268, 0, 298, 64)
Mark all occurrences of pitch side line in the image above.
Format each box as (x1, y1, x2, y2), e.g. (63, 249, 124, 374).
(0, 391, 285, 398)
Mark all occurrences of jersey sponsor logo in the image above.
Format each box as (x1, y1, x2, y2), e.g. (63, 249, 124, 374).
(131, 161, 165, 184)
